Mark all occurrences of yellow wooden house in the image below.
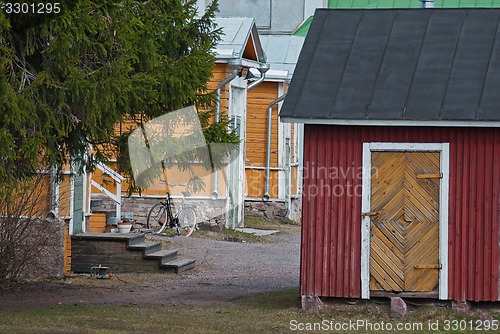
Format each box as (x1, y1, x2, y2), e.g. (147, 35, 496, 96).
(26, 16, 307, 275)
(87, 17, 269, 230)
(53, 17, 304, 258)
(245, 35, 305, 222)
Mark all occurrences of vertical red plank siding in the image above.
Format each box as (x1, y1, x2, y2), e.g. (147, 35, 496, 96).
(476, 132, 485, 301)
(483, 131, 493, 300)
(301, 125, 500, 301)
(491, 132, 500, 300)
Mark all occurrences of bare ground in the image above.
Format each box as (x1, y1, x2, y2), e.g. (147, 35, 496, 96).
(0, 225, 301, 311)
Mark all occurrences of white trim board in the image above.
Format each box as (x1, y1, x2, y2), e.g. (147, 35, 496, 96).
(360, 142, 449, 300)
(280, 117, 500, 128)
(278, 82, 287, 199)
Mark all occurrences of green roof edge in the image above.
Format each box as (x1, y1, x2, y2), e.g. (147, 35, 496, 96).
(293, 15, 313, 36)
(292, 0, 500, 36)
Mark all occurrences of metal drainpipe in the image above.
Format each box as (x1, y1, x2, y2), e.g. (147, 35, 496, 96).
(263, 94, 286, 201)
(212, 58, 242, 199)
(248, 63, 270, 91)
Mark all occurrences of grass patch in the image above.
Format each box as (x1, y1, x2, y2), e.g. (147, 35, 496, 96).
(234, 288, 301, 310)
(244, 215, 284, 230)
(192, 214, 292, 242)
(193, 227, 267, 243)
(191, 214, 300, 242)
(220, 227, 267, 242)
(2, 291, 500, 333)
(57, 272, 182, 288)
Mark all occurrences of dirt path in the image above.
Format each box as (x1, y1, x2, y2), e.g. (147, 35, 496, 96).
(0, 226, 301, 310)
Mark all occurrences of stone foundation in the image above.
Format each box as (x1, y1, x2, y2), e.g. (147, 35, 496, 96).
(390, 297, 408, 318)
(90, 195, 227, 227)
(289, 197, 302, 222)
(244, 197, 302, 223)
(452, 300, 471, 313)
(301, 296, 324, 310)
(90, 194, 303, 229)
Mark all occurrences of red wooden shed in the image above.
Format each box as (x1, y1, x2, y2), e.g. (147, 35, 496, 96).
(280, 9, 500, 303)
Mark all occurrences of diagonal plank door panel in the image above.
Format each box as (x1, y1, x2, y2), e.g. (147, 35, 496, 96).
(370, 151, 440, 293)
(370, 152, 406, 292)
(403, 152, 440, 292)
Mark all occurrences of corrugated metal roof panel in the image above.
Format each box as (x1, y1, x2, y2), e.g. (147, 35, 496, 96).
(214, 18, 253, 58)
(214, 17, 266, 62)
(282, 9, 500, 122)
(258, 35, 305, 80)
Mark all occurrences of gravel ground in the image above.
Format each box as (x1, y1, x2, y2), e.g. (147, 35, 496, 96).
(0, 225, 301, 310)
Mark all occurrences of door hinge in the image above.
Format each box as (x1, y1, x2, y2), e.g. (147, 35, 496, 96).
(414, 264, 442, 269)
(416, 173, 442, 179)
(361, 211, 382, 217)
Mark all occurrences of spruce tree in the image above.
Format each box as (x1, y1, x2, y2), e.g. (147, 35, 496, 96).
(0, 0, 233, 188)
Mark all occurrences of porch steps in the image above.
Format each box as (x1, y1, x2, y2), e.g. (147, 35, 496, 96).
(144, 249, 179, 264)
(127, 241, 162, 254)
(71, 233, 195, 274)
(162, 258, 196, 273)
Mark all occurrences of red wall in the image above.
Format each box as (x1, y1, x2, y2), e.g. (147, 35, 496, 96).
(301, 125, 500, 301)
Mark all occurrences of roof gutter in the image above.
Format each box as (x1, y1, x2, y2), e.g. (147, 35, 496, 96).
(212, 58, 242, 200)
(263, 93, 286, 201)
(248, 63, 270, 90)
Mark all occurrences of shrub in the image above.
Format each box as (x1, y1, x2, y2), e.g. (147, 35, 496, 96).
(0, 174, 64, 283)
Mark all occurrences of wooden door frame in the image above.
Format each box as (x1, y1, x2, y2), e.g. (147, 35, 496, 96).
(361, 142, 450, 300)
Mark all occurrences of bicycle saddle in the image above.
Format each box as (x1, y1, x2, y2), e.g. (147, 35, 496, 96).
(182, 191, 191, 197)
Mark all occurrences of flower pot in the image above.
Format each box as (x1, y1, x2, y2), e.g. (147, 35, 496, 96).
(117, 222, 132, 233)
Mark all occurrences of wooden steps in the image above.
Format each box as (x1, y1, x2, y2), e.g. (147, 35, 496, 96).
(71, 233, 195, 274)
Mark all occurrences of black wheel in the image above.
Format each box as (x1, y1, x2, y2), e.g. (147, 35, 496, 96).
(176, 207, 197, 237)
(146, 203, 168, 233)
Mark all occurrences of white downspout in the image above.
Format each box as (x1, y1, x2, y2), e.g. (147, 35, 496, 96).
(264, 94, 287, 201)
(248, 63, 270, 91)
(81, 164, 87, 233)
(212, 58, 242, 199)
(50, 166, 59, 217)
(69, 168, 75, 235)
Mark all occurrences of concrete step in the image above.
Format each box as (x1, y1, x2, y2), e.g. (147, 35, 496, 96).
(145, 249, 178, 263)
(121, 233, 145, 245)
(127, 241, 161, 254)
(162, 258, 196, 273)
(73, 233, 143, 243)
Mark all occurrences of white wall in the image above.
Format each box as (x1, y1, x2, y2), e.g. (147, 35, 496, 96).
(305, 0, 328, 17)
(196, 0, 328, 34)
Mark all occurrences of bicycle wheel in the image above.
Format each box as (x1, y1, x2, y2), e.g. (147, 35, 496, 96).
(146, 203, 169, 233)
(176, 207, 197, 237)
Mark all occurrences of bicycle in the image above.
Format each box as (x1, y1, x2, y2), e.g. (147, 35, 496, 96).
(146, 181, 197, 237)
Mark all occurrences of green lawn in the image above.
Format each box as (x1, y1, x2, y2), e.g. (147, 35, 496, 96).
(1, 288, 499, 333)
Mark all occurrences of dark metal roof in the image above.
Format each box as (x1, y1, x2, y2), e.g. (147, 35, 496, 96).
(281, 9, 500, 125)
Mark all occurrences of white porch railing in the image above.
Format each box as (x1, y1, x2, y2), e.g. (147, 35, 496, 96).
(89, 162, 125, 219)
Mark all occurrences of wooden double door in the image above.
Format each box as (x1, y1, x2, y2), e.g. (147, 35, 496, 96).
(369, 151, 441, 293)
